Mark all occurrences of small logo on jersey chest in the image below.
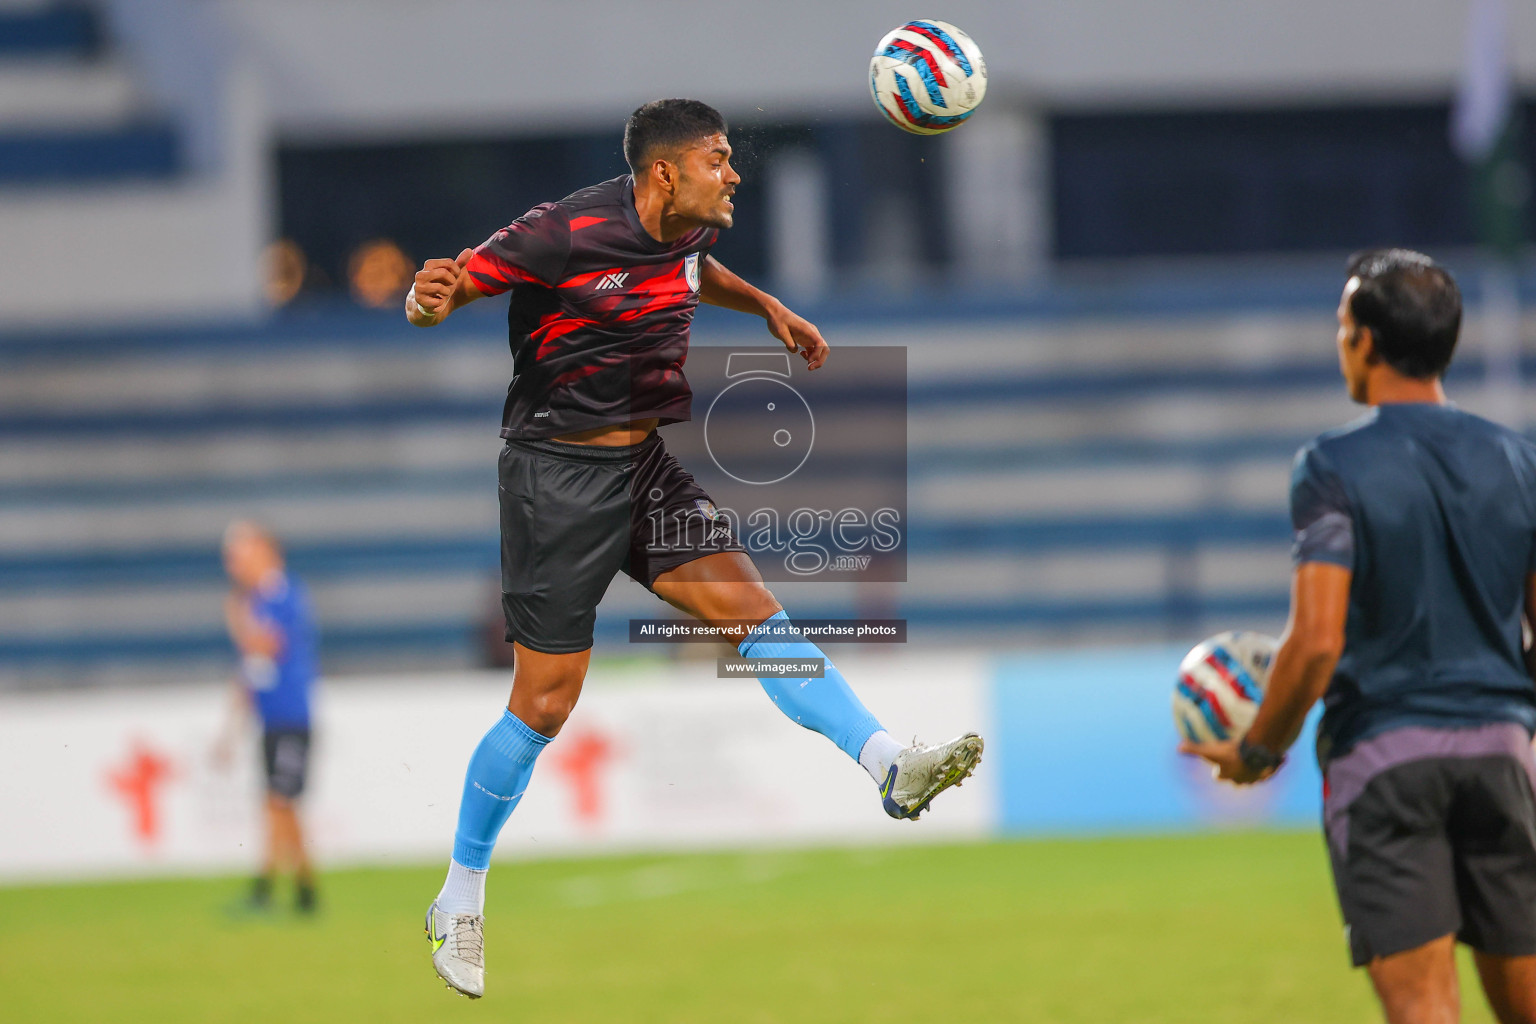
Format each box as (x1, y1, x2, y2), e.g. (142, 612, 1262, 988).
(595, 272, 629, 290)
(684, 253, 701, 291)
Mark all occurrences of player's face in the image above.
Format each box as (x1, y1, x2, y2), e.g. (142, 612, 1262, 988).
(223, 530, 272, 590)
(674, 134, 739, 229)
(1336, 277, 1370, 404)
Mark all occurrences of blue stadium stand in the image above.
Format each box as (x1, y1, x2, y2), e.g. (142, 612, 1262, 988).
(0, 122, 179, 183)
(0, 296, 1324, 685)
(2, 264, 1532, 686)
(0, 3, 182, 184)
(0, 4, 98, 58)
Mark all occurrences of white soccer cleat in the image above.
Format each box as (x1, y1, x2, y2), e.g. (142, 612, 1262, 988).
(425, 900, 485, 998)
(880, 732, 984, 820)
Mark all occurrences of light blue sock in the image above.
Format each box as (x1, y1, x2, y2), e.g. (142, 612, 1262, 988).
(451, 709, 551, 870)
(738, 611, 884, 761)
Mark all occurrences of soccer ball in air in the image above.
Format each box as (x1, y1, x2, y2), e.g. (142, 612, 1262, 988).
(1172, 631, 1277, 744)
(869, 20, 987, 135)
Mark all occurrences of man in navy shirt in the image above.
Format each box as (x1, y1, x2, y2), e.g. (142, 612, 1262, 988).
(216, 520, 320, 913)
(1185, 250, 1536, 1023)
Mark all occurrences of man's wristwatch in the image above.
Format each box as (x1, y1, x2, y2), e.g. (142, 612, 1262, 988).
(1237, 736, 1286, 775)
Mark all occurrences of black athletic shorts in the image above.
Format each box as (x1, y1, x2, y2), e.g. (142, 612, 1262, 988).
(498, 432, 745, 654)
(1322, 722, 1536, 966)
(261, 727, 311, 800)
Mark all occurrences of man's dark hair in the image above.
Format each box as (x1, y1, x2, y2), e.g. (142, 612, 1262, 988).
(623, 99, 727, 174)
(1345, 248, 1462, 379)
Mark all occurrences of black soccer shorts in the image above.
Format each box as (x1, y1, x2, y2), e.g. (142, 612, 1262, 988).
(261, 727, 311, 800)
(497, 432, 745, 654)
(1322, 723, 1536, 966)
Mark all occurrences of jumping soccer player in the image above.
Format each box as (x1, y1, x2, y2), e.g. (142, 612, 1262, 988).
(406, 99, 983, 998)
(214, 520, 320, 914)
(1184, 250, 1536, 1024)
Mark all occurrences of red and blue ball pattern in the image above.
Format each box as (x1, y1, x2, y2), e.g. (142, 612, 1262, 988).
(869, 20, 987, 136)
(1172, 630, 1277, 744)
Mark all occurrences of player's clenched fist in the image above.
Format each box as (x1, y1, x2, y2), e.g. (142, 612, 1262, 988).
(406, 248, 474, 325)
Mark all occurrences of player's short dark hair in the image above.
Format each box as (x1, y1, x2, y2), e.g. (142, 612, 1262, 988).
(623, 99, 727, 174)
(1345, 248, 1462, 379)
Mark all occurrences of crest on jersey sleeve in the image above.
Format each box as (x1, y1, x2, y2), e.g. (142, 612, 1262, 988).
(684, 253, 701, 292)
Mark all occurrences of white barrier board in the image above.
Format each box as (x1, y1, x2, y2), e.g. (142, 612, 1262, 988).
(0, 654, 993, 882)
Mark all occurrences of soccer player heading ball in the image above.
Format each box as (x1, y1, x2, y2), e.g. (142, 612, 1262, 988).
(1183, 251, 1536, 1022)
(407, 99, 983, 999)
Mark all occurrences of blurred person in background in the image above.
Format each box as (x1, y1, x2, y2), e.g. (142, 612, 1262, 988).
(214, 520, 320, 914)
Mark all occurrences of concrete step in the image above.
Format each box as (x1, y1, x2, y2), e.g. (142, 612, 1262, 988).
(0, 5, 98, 60)
(0, 57, 141, 129)
(0, 120, 178, 183)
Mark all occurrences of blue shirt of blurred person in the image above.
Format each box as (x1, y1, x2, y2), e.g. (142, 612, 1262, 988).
(1292, 403, 1536, 761)
(238, 571, 318, 729)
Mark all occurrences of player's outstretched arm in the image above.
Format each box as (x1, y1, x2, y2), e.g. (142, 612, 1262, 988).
(1181, 562, 1349, 783)
(406, 248, 485, 327)
(699, 255, 828, 370)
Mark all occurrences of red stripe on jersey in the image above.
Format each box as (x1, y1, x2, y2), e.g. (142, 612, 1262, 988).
(557, 267, 623, 290)
(567, 215, 608, 231)
(612, 265, 691, 323)
(532, 313, 600, 360)
(551, 362, 605, 388)
(466, 250, 541, 295)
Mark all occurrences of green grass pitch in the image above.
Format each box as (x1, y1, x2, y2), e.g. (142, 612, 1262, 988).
(0, 831, 1500, 1023)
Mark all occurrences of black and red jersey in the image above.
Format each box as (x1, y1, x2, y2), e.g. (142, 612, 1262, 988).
(465, 175, 718, 439)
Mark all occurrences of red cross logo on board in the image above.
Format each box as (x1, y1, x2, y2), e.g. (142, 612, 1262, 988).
(105, 740, 177, 846)
(548, 729, 618, 827)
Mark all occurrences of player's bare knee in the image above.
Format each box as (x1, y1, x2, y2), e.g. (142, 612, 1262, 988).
(742, 585, 782, 626)
(521, 689, 579, 735)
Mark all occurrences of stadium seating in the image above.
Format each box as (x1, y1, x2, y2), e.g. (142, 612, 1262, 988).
(0, 3, 1526, 686)
(0, 4, 182, 184)
(9, 282, 1492, 688)
(0, 4, 97, 58)
(0, 0, 266, 326)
